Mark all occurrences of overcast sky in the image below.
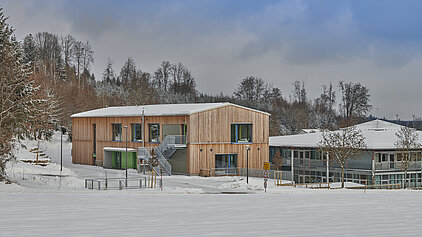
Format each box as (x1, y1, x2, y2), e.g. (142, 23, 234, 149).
(2, 0, 422, 120)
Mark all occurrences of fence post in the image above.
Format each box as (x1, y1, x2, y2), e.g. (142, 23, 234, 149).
(85, 179, 87, 188)
(148, 171, 151, 188)
(119, 180, 122, 190)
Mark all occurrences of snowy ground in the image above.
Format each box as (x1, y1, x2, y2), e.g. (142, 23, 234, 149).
(1, 132, 422, 236)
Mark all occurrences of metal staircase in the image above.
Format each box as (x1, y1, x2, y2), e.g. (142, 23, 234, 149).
(137, 147, 171, 175)
(157, 135, 187, 159)
(136, 135, 186, 176)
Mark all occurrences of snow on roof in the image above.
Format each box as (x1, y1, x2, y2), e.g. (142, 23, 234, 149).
(299, 129, 327, 134)
(71, 102, 270, 118)
(270, 119, 422, 150)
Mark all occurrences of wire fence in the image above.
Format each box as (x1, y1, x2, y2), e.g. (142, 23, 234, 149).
(209, 168, 292, 181)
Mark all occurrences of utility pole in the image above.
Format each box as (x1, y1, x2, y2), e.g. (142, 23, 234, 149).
(124, 126, 128, 187)
(142, 107, 145, 174)
(246, 145, 250, 184)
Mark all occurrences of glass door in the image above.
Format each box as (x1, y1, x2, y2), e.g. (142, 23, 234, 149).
(215, 154, 238, 174)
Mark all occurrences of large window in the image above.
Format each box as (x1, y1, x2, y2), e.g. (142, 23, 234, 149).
(112, 123, 122, 141)
(215, 154, 238, 170)
(131, 123, 142, 142)
(149, 124, 160, 143)
(231, 124, 252, 143)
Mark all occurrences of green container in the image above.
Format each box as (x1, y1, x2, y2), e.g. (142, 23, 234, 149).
(112, 151, 137, 169)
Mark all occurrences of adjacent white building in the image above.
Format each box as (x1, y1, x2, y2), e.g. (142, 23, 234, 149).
(270, 119, 422, 187)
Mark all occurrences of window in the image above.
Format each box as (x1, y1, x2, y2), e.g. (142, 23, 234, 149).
(382, 154, 388, 162)
(231, 124, 252, 143)
(112, 123, 122, 141)
(181, 124, 187, 136)
(149, 124, 160, 142)
(215, 154, 238, 170)
(131, 123, 142, 142)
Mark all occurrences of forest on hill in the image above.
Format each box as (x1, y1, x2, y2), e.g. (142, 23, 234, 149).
(1, 8, 376, 178)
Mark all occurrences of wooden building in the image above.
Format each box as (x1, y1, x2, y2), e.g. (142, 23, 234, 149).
(71, 103, 270, 175)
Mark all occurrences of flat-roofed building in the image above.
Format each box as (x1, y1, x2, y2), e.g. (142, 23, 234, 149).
(72, 102, 270, 175)
(270, 119, 422, 187)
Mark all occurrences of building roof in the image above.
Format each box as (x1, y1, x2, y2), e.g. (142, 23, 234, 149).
(270, 119, 422, 150)
(71, 102, 270, 118)
(299, 129, 327, 134)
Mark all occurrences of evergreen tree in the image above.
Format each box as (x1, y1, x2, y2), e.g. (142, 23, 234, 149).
(0, 8, 39, 179)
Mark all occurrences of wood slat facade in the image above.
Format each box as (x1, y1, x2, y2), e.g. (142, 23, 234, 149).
(72, 104, 270, 175)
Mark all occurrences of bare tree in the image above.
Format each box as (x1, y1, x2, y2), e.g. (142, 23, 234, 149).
(73, 40, 84, 83)
(82, 41, 94, 72)
(313, 83, 337, 129)
(233, 76, 265, 107)
(394, 126, 421, 188)
(319, 126, 366, 188)
(272, 150, 283, 170)
(61, 34, 75, 68)
(34, 32, 62, 81)
(153, 61, 171, 91)
(169, 62, 196, 95)
(292, 81, 307, 104)
(339, 81, 372, 119)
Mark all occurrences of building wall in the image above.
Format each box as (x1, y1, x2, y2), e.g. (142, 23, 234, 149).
(72, 115, 187, 165)
(187, 105, 270, 174)
(72, 105, 270, 175)
(168, 149, 188, 174)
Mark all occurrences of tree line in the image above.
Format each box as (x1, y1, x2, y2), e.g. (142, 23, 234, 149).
(0, 7, 373, 179)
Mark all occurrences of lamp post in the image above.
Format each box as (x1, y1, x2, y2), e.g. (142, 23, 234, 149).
(124, 126, 128, 187)
(246, 145, 250, 184)
(60, 126, 66, 172)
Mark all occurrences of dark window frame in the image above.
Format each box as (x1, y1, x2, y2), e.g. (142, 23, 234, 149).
(131, 123, 143, 142)
(112, 123, 122, 141)
(230, 123, 253, 143)
(149, 123, 160, 143)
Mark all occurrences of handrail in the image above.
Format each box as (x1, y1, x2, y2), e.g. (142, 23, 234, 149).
(157, 135, 187, 157)
(154, 147, 172, 175)
(137, 147, 160, 174)
(137, 147, 172, 176)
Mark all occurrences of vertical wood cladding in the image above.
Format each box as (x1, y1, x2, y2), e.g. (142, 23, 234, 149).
(72, 104, 269, 174)
(187, 105, 269, 174)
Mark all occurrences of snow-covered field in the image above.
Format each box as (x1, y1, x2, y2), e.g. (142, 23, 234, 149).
(1, 133, 422, 236)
